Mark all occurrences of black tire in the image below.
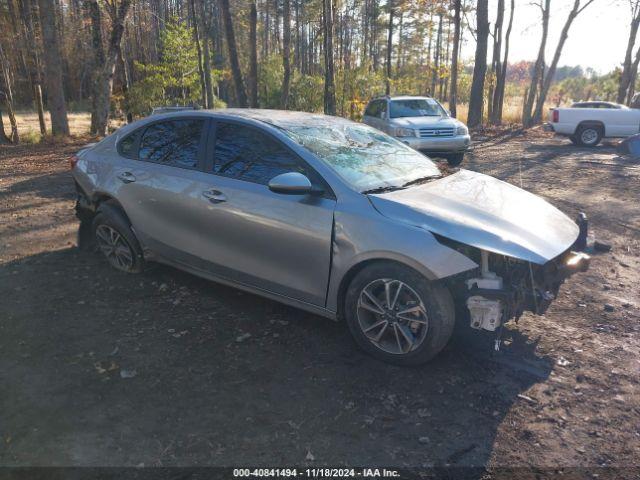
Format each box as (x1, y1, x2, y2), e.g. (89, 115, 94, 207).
(344, 261, 455, 366)
(575, 125, 603, 147)
(446, 153, 465, 167)
(92, 207, 144, 273)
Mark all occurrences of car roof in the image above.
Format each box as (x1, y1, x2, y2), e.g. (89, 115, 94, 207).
(369, 95, 435, 102)
(389, 96, 434, 101)
(143, 108, 355, 129)
(571, 101, 621, 107)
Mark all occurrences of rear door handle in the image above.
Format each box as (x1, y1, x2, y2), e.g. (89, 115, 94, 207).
(202, 189, 227, 203)
(117, 171, 136, 183)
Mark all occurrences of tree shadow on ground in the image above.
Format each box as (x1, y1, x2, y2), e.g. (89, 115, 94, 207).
(1, 246, 553, 473)
(0, 171, 74, 202)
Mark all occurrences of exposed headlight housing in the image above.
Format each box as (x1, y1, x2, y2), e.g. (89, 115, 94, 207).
(394, 127, 416, 137)
(456, 125, 469, 136)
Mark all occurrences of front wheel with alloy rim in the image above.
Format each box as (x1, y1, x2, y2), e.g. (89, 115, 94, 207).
(92, 211, 144, 273)
(344, 262, 455, 366)
(575, 125, 603, 147)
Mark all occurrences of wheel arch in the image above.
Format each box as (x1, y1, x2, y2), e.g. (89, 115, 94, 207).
(575, 120, 605, 137)
(91, 192, 133, 225)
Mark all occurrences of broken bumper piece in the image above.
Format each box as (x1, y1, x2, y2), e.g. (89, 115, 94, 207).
(464, 249, 590, 331)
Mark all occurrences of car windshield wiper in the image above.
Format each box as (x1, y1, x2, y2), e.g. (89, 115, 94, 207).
(362, 175, 442, 194)
(400, 175, 442, 188)
(361, 185, 405, 195)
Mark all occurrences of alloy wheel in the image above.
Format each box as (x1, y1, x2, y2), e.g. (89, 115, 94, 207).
(95, 224, 134, 271)
(356, 278, 429, 355)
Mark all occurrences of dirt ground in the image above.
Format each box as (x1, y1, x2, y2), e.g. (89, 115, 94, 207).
(1, 129, 639, 475)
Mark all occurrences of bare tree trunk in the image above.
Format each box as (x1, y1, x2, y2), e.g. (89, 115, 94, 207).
(274, 0, 281, 53)
(117, 43, 133, 123)
(425, 12, 433, 94)
(372, 0, 380, 72)
(441, 17, 450, 101)
(626, 45, 640, 104)
(204, 1, 218, 106)
(431, 13, 442, 98)
(323, 0, 336, 114)
(86, 0, 104, 130)
(533, 0, 595, 124)
(494, 0, 514, 124)
(523, 0, 550, 127)
(18, 0, 46, 135)
(219, 0, 248, 106)
(201, 24, 214, 108)
(294, 0, 301, 70)
(282, 0, 291, 108)
(449, 0, 461, 117)
(87, 0, 132, 136)
(0, 109, 10, 143)
(385, 0, 393, 95)
(249, 0, 258, 107)
(0, 43, 20, 143)
(467, 0, 489, 128)
(361, 0, 369, 65)
(488, 0, 504, 125)
(6, 0, 29, 84)
(189, 0, 207, 108)
(395, 10, 402, 71)
(618, 2, 640, 104)
(37, 0, 69, 135)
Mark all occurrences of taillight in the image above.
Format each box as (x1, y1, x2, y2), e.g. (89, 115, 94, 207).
(70, 155, 79, 170)
(552, 109, 559, 123)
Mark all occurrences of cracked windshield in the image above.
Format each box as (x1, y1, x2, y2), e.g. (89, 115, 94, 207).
(283, 124, 441, 192)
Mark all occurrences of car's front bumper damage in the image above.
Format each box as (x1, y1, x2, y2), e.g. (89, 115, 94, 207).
(442, 213, 591, 338)
(464, 248, 590, 324)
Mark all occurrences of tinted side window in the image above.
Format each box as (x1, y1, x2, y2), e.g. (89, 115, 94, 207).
(364, 101, 379, 117)
(365, 100, 385, 117)
(139, 119, 204, 168)
(118, 129, 142, 159)
(212, 123, 306, 185)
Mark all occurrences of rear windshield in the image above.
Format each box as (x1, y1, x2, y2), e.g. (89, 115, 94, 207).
(281, 123, 441, 192)
(389, 99, 446, 118)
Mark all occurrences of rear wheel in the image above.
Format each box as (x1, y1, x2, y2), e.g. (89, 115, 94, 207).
(575, 125, 602, 147)
(92, 210, 144, 273)
(344, 262, 455, 366)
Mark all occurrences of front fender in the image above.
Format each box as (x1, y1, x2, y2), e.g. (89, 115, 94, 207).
(326, 208, 478, 314)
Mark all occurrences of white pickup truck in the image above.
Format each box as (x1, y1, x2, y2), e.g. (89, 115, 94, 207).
(547, 101, 640, 147)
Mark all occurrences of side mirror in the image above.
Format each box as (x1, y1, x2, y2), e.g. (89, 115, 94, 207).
(268, 172, 315, 195)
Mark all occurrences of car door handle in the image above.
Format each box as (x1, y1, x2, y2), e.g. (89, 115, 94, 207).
(202, 189, 227, 203)
(117, 171, 136, 183)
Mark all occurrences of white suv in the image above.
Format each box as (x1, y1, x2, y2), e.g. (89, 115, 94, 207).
(362, 96, 471, 166)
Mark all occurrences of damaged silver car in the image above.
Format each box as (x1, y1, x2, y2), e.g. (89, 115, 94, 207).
(72, 109, 590, 365)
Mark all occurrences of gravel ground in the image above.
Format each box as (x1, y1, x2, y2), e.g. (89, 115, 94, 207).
(0, 130, 638, 476)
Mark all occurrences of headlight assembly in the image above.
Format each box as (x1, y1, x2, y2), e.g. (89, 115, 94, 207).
(394, 127, 415, 137)
(456, 125, 469, 136)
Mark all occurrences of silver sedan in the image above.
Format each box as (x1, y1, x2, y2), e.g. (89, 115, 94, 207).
(72, 109, 589, 365)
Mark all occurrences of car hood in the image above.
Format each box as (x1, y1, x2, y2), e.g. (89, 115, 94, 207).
(368, 170, 579, 264)
(390, 116, 461, 129)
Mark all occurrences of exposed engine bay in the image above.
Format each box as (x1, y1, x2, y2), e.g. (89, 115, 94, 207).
(438, 220, 590, 342)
